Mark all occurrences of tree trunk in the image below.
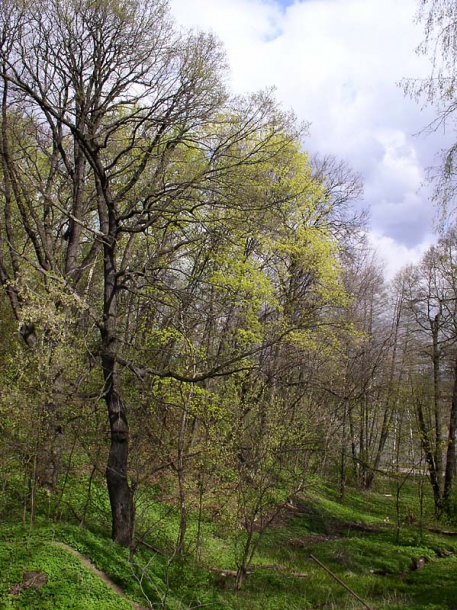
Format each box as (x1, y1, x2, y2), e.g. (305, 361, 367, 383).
(432, 314, 444, 482)
(443, 355, 457, 512)
(101, 232, 134, 547)
(104, 382, 133, 547)
(364, 409, 393, 490)
(340, 400, 347, 499)
(417, 397, 442, 514)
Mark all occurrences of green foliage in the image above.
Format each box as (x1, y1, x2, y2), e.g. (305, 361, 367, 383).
(1, 474, 457, 609)
(0, 535, 132, 609)
(2, 4, 455, 610)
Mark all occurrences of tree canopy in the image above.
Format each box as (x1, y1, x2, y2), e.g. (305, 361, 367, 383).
(0, 0, 357, 548)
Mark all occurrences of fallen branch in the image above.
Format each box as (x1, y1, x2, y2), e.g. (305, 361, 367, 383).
(135, 539, 166, 557)
(309, 554, 374, 610)
(210, 565, 308, 578)
(210, 568, 252, 578)
(423, 526, 457, 536)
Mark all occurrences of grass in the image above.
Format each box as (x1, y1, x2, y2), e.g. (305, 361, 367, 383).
(0, 533, 133, 609)
(2, 471, 457, 609)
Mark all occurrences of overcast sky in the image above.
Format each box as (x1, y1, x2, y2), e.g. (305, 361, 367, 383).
(170, 0, 451, 278)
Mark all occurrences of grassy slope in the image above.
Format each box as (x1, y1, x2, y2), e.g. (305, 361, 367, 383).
(2, 476, 457, 609)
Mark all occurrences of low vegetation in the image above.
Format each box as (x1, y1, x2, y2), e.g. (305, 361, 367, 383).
(3, 1, 457, 609)
(2, 471, 457, 609)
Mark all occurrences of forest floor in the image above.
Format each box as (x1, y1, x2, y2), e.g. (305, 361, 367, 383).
(52, 542, 148, 610)
(2, 475, 457, 609)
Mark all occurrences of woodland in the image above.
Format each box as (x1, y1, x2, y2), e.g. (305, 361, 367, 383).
(2, 0, 457, 608)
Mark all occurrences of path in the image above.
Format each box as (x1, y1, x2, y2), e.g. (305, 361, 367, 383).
(53, 542, 149, 610)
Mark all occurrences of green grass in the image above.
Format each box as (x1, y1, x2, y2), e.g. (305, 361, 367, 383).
(2, 472, 457, 609)
(0, 534, 132, 609)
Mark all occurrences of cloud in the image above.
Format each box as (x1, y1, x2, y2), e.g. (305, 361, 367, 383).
(367, 231, 432, 280)
(170, 0, 449, 268)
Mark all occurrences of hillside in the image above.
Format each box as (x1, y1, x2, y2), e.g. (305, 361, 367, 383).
(2, 475, 457, 609)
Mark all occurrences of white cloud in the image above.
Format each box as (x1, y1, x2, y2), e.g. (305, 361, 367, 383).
(368, 231, 432, 280)
(170, 0, 449, 272)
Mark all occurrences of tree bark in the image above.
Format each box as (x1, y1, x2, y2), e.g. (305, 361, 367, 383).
(105, 386, 133, 546)
(417, 397, 442, 514)
(101, 231, 134, 547)
(443, 355, 457, 512)
(432, 313, 444, 483)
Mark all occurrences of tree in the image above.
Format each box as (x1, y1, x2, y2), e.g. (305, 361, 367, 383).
(0, 0, 305, 546)
(340, 251, 396, 490)
(405, 0, 457, 216)
(395, 230, 457, 515)
(310, 153, 365, 254)
(122, 139, 352, 564)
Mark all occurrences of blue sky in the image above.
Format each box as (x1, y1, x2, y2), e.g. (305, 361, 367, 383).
(274, 0, 295, 8)
(170, 0, 449, 278)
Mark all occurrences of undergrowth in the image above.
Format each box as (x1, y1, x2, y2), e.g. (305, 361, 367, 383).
(1, 471, 457, 609)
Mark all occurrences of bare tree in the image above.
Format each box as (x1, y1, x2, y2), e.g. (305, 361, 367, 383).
(310, 153, 366, 254)
(396, 231, 457, 514)
(404, 0, 457, 219)
(0, 0, 302, 546)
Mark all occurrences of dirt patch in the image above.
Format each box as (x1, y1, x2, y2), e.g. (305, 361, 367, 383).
(261, 502, 303, 529)
(289, 534, 341, 547)
(9, 571, 48, 595)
